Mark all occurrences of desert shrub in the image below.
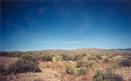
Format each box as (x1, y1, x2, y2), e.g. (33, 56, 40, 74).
(0, 64, 6, 73)
(95, 54, 102, 60)
(6, 53, 41, 74)
(124, 54, 131, 60)
(103, 56, 111, 62)
(61, 54, 71, 61)
(76, 60, 95, 68)
(87, 55, 98, 61)
(61, 54, 68, 61)
(60, 54, 83, 61)
(65, 65, 74, 75)
(41, 54, 52, 61)
(112, 55, 123, 63)
(108, 54, 113, 59)
(93, 70, 123, 81)
(126, 55, 131, 60)
(76, 60, 85, 68)
(69, 54, 83, 61)
(34, 54, 42, 61)
(21, 54, 38, 63)
(72, 54, 83, 61)
(118, 58, 131, 67)
(53, 55, 63, 61)
(8, 59, 41, 74)
(82, 53, 87, 56)
(76, 68, 87, 76)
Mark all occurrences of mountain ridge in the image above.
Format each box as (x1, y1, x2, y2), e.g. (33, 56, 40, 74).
(1, 48, 131, 54)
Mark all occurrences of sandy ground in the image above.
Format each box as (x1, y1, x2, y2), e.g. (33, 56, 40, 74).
(0, 57, 131, 81)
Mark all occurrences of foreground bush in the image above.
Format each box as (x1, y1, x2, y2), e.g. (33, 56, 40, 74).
(0, 64, 6, 73)
(118, 58, 131, 67)
(76, 68, 87, 76)
(8, 54, 41, 74)
(65, 65, 74, 75)
(21, 54, 38, 63)
(8, 59, 41, 74)
(41, 54, 52, 61)
(93, 70, 123, 81)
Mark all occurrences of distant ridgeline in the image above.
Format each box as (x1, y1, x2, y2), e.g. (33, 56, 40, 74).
(0, 48, 131, 57)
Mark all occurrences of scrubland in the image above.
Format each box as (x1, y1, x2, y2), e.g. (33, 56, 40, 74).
(0, 49, 131, 81)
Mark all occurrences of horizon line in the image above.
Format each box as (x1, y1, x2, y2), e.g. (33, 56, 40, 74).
(1, 47, 131, 52)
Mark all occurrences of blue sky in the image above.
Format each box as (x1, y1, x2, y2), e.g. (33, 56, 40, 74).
(1, 1, 131, 51)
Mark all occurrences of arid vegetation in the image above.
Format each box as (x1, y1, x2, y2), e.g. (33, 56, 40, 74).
(93, 70, 124, 81)
(7, 54, 41, 74)
(0, 49, 131, 81)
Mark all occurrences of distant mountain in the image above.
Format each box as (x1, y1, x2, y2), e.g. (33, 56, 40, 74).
(31, 48, 131, 55)
(111, 48, 131, 51)
(1, 48, 131, 55)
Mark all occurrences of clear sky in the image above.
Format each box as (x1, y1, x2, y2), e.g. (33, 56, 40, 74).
(1, 0, 131, 51)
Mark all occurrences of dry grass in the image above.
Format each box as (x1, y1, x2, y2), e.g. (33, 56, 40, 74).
(115, 67, 131, 81)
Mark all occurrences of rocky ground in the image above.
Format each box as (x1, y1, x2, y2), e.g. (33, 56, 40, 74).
(0, 56, 131, 81)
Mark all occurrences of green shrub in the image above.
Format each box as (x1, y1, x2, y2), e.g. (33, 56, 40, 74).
(118, 58, 131, 67)
(60, 54, 67, 61)
(60, 54, 83, 61)
(76, 68, 87, 76)
(72, 54, 83, 61)
(61, 54, 71, 61)
(108, 55, 113, 59)
(93, 70, 123, 81)
(65, 65, 74, 75)
(21, 54, 38, 63)
(103, 56, 110, 62)
(41, 54, 52, 61)
(8, 59, 41, 74)
(76, 60, 95, 68)
(95, 54, 102, 60)
(7, 53, 41, 74)
(54, 55, 63, 61)
(87, 56, 98, 61)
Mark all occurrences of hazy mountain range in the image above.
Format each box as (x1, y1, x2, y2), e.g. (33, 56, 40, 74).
(1, 48, 131, 55)
(30, 48, 131, 55)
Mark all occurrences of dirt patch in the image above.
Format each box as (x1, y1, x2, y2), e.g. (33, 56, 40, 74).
(0, 57, 19, 69)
